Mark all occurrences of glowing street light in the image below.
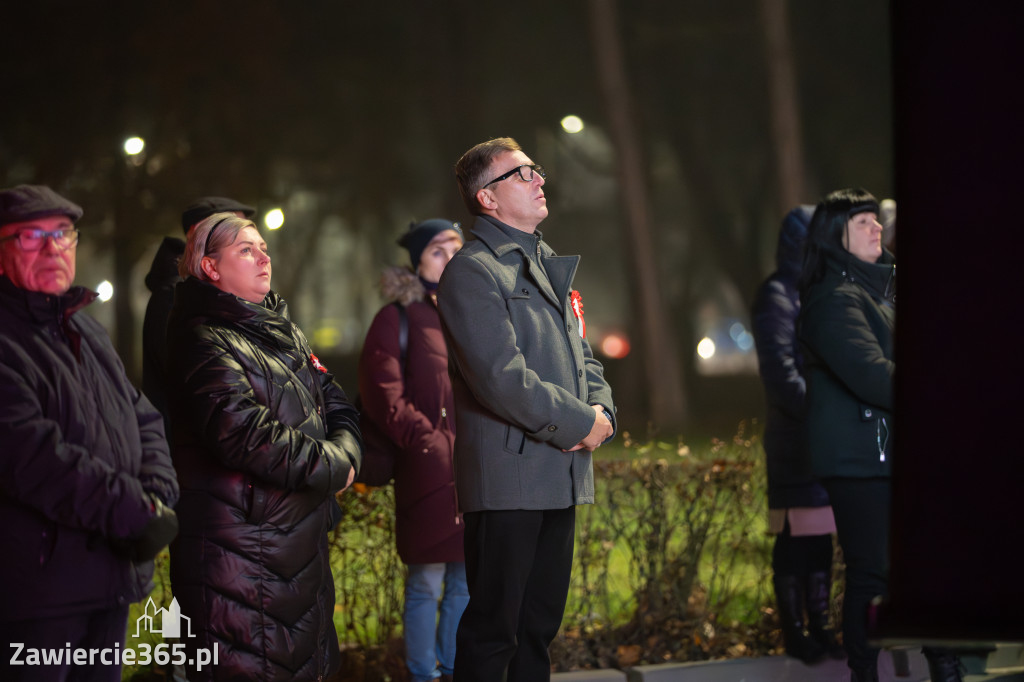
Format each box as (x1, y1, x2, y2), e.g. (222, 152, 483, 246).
(96, 280, 114, 302)
(264, 208, 284, 230)
(560, 115, 584, 134)
(123, 137, 145, 156)
(696, 337, 716, 360)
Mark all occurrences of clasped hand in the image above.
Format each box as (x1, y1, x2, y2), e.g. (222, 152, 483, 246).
(564, 405, 613, 452)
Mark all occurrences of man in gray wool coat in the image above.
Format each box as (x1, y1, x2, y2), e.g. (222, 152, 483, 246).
(438, 137, 616, 682)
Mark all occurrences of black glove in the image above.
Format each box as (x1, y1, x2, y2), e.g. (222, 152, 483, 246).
(125, 495, 179, 562)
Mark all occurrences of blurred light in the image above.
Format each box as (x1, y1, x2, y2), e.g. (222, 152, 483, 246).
(729, 322, 746, 341)
(264, 208, 284, 230)
(313, 326, 340, 349)
(697, 337, 716, 360)
(600, 333, 631, 359)
(123, 137, 145, 156)
(736, 331, 754, 352)
(560, 115, 584, 134)
(96, 280, 114, 302)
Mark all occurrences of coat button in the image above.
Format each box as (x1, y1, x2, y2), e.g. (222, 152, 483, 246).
(547, 425, 557, 432)
(522, 288, 529, 295)
(578, 369, 583, 377)
(864, 408, 873, 418)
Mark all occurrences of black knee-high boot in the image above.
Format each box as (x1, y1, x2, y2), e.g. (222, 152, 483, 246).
(922, 647, 964, 682)
(806, 571, 846, 660)
(774, 574, 826, 664)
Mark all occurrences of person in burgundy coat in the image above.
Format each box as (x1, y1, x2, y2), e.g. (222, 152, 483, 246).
(357, 219, 467, 682)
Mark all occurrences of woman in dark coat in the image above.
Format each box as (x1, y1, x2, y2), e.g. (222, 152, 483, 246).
(165, 213, 361, 681)
(752, 205, 842, 663)
(358, 219, 466, 682)
(799, 189, 960, 682)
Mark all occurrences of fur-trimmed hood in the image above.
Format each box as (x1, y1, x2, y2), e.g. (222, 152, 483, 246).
(380, 266, 428, 306)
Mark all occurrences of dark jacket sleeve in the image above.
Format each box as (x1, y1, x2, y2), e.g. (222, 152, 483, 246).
(358, 305, 439, 453)
(320, 371, 363, 475)
(0, 362, 153, 540)
(173, 326, 355, 494)
(800, 288, 894, 410)
(752, 280, 806, 419)
(133, 384, 180, 507)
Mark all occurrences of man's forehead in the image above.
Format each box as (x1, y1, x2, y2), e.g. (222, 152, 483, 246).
(492, 149, 530, 169)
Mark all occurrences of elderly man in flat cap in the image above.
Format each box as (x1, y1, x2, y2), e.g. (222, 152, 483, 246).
(142, 196, 255, 428)
(0, 185, 179, 682)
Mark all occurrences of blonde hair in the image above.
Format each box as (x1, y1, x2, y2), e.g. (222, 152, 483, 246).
(178, 212, 256, 280)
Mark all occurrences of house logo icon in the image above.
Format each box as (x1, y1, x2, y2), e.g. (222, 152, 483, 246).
(134, 597, 195, 639)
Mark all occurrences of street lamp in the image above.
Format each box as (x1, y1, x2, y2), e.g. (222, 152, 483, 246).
(560, 115, 585, 134)
(123, 136, 145, 167)
(265, 208, 284, 230)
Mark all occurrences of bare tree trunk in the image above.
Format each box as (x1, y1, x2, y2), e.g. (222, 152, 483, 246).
(759, 0, 808, 215)
(587, 0, 688, 430)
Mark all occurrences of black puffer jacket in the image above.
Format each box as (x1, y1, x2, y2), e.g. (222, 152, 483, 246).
(0, 275, 178, 621)
(166, 277, 361, 682)
(751, 206, 830, 509)
(799, 246, 896, 479)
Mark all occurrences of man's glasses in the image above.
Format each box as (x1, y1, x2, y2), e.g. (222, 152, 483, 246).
(0, 228, 80, 252)
(483, 164, 546, 188)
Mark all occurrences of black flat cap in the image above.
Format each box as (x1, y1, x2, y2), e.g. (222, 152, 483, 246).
(181, 196, 255, 234)
(0, 185, 83, 227)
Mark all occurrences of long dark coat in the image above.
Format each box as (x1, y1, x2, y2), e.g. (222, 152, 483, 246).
(0, 276, 178, 621)
(166, 277, 361, 682)
(358, 267, 462, 564)
(799, 246, 896, 479)
(751, 206, 830, 509)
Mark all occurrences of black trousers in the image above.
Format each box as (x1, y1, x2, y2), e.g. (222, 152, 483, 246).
(0, 606, 129, 682)
(454, 507, 575, 682)
(822, 477, 891, 671)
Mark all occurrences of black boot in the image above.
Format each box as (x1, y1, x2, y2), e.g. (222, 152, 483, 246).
(774, 574, 826, 664)
(806, 571, 846, 660)
(922, 647, 965, 682)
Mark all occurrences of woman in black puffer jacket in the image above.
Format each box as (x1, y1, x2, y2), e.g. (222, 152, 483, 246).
(165, 213, 361, 681)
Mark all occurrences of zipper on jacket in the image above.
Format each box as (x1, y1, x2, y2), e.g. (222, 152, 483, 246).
(877, 417, 889, 462)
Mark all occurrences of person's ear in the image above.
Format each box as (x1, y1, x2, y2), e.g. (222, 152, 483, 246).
(476, 188, 496, 211)
(201, 256, 220, 281)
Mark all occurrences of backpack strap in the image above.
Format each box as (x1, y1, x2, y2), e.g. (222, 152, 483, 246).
(394, 302, 408, 373)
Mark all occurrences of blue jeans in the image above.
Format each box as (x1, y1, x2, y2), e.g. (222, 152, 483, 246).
(405, 562, 469, 682)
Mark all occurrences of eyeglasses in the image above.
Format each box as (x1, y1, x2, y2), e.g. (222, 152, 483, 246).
(0, 228, 80, 252)
(483, 164, 546, 188)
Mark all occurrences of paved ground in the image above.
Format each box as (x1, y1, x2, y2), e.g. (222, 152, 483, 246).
(551, 647, 1024, 682)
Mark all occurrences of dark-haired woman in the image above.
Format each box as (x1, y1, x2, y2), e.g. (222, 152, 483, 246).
(165, 213, 362, 681)
(799, 189, 960, 682)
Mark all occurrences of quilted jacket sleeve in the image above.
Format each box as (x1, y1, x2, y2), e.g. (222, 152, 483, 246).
(172, 325, 355, 495)
(800, 288, 894, 411)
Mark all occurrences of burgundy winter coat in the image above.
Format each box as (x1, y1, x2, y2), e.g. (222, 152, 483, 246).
(358, 267, 463, 565)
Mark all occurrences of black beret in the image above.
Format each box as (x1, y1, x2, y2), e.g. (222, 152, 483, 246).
(0, 185, 83, 227)
(181, 196, 255, 235)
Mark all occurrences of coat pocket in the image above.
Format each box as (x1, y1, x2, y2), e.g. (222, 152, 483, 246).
(504, 424, 526, 454)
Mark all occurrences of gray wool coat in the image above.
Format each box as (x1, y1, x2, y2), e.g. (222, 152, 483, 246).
(437, 216, 615, 513)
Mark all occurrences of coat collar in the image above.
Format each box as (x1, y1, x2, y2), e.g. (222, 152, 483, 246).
(825, 246, 896, 305)
(172, 276, 299, 353)
(470, 216, 579, 306)
(0, 274, 96, 325)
